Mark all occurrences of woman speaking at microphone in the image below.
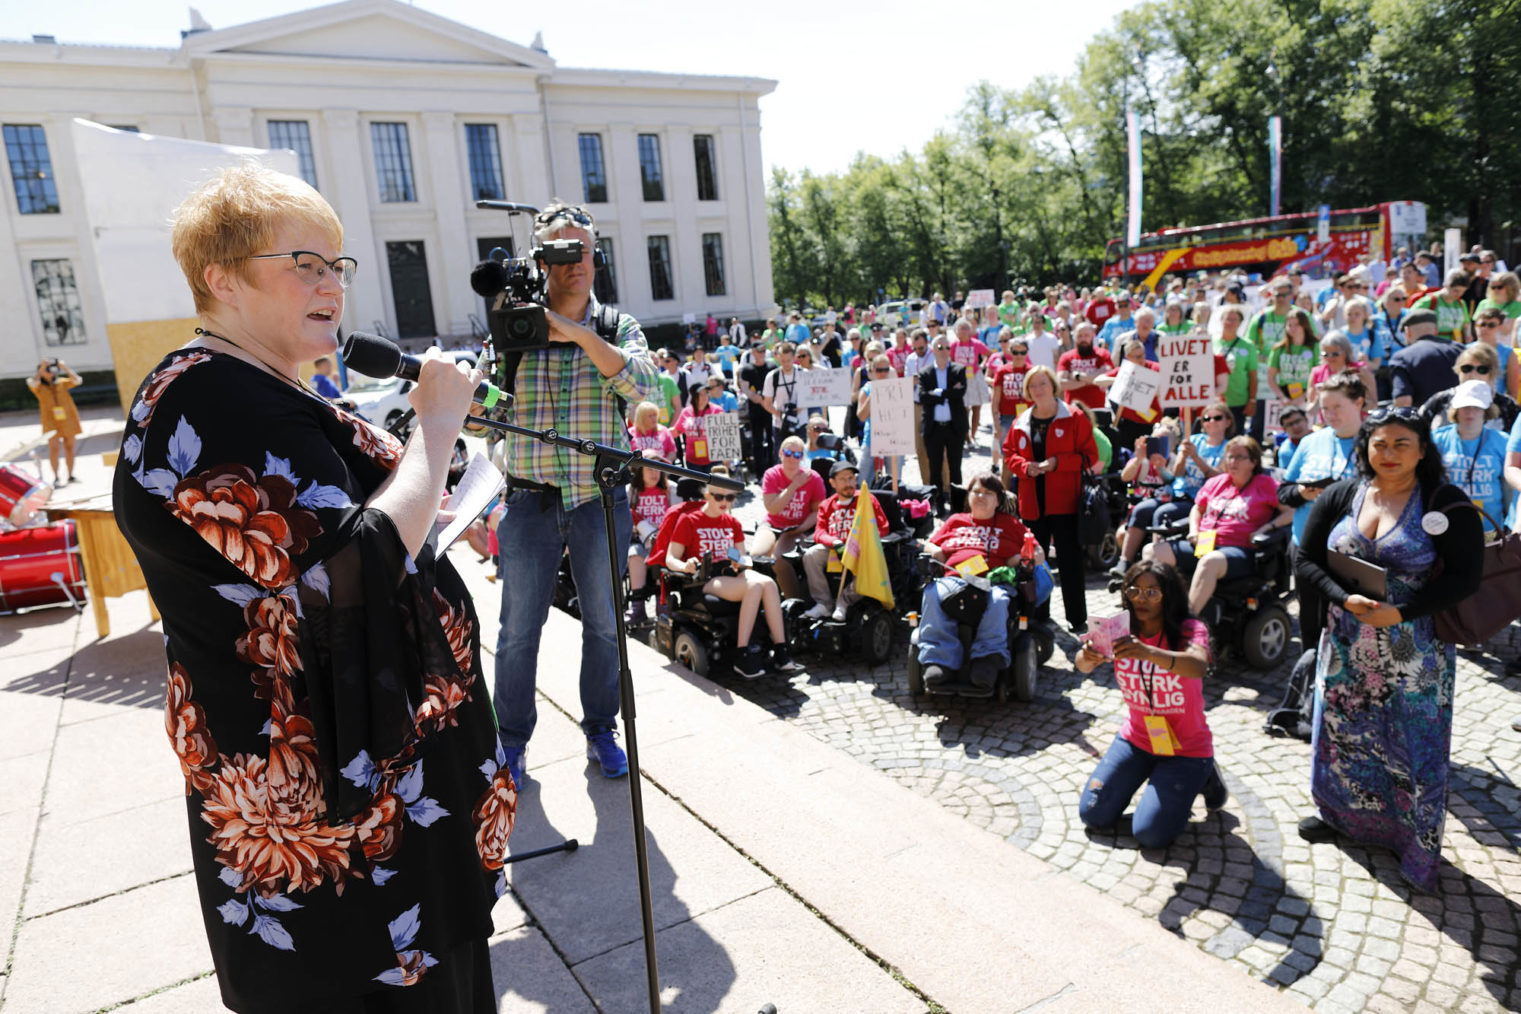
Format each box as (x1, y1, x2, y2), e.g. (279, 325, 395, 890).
(114, 163, 512, 1013)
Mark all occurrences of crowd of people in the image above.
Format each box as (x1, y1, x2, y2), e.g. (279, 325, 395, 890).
(111, 158, 1516, 1011)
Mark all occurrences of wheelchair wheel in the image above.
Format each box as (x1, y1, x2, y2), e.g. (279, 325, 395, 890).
(1033, 626, 1055, 667)
(1086, 532, 1120, 572)
(1011, 636, 1038, 702)
(906, 645, 925, 695)
(1241, 604, 1291, 671)
(673, 631, 709, 677)
(860, 609, 894, 665)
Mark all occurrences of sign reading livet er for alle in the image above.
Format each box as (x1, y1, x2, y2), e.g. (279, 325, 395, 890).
(1158, 335, 1215, 409)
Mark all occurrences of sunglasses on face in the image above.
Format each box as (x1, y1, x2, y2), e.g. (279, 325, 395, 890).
(1477, 321, 1501, 329)
(1202, 414, 1229, 422)
(1390, 295, 1407, 302)
(1459, 364, 1492, 375)
(707, 492, 737, 502)
(1009, 351, 1028, 357)
(872, 367, 890, 374)
(780, 449, 804, 459)
(535, 206, 594, 228)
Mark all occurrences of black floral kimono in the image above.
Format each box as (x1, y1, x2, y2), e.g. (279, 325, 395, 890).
(113, 349, 514, 1012)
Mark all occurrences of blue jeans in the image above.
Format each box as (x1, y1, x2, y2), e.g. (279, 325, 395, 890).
(917, 577, 1011, 669)
(1078, 734, 1213, 849)
(493, 487, 631, 750)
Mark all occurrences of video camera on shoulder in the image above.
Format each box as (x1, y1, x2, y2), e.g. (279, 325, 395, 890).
(469, 201, 591, 355)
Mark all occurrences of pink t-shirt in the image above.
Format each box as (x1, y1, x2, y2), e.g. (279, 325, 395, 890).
(1116, 619, 1213, 757)
(629, 425, 677, 461)
(1194, 472, 1280, 549)
(761, 466, 826, 529)
(951, 337, 991, 371)
(673, 404, 725, 464)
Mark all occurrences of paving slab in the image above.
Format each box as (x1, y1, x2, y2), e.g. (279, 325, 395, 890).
(3, 874, 213, 1014)
(505, 708, 774, 967)
(490, 889, 530, 937)
(113, 974, 224, 1013)
(57, 611, 168, 723)
(574, 885, 924, 1014)
(25, 794, 193, 917)
(0, 750, 50, 820)
(489, 924, 597, 1014)
(43, 706, 184, 827)
(0, 664, 70, 764)
(0, 806, 39, 955)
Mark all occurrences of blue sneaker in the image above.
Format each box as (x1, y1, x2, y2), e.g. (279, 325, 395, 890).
(503, 747, 525, 790)
(586, 730, 628, 778)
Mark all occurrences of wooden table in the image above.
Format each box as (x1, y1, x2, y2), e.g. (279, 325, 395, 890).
(47, 495, 156, 638)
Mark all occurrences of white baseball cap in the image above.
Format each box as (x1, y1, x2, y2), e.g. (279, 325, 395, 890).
(1450, 379, 1494, 411)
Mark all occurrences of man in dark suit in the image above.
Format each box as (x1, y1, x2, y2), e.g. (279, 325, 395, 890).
(918, 334, 968, 510)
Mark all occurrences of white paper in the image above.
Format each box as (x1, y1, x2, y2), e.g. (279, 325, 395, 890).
(795, 368, 855, 408)
(865, 377, 916, 456)
(1157, 334, 1215, 409)
(706, 412, 743, 460)
(436, 452, 506, 551)
(1109, 360, 1161, 416)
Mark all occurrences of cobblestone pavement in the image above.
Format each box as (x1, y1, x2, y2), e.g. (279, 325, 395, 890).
(684, 415, 1521, 1014)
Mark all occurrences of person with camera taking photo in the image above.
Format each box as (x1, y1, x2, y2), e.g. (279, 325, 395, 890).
(26, 357, 84, 484)
(491, 201, 658, 789)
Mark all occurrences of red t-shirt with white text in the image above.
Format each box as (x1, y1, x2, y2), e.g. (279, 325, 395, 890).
(671, 510, 743, 562)
(1116, 619, 1213, 757)
(814, 491, 890, 547)
(992, 363, 1031, 417)
(929, 512, 1029, 569)
(1058, 346, 1115, 409)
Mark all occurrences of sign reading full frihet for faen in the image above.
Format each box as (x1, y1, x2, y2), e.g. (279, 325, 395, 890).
(1158, 335, 1214, 409)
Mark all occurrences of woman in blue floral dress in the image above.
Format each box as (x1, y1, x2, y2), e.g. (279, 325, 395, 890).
(115, 164, 512, 1012)
(1295, 408, 1483, 891)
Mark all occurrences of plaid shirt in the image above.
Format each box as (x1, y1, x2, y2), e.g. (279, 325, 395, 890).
(501, 297, 658, 509)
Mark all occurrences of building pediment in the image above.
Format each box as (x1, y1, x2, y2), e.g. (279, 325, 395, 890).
(180, 0, 552, 69)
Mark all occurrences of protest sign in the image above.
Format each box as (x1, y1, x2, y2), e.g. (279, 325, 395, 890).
(795, 368, 855, 408)
(1108, 360, 1162, 417)
(681, 312, 696, 325)
(965, 289, 995, 309)
(1263, 397, 1287, 435)
(1158, 334, 1215, 408)
(706, 412, 742, 461)
(864, 377, 915, 456)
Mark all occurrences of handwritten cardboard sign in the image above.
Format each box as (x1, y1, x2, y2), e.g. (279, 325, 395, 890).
(865, 376, 915, 456)
(1109, 360, 1162, 417)
(1158, 334, 1214, 409)
(706, 412, 743, 461)
(795, 368, 855, 408)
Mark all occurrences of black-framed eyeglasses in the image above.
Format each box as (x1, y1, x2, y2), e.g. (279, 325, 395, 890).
(1459, 364, 1493, 375)
(245, 250, 358, 288)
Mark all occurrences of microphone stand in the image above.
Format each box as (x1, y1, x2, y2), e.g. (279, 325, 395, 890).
(465, 413, 742, 1014)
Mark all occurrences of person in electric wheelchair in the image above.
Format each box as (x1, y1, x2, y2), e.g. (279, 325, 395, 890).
(658, 465, 806, 679)
(907, 471, 1054, 700)
(800, 460, 890, 621)
(1142, 436, 1298, 669)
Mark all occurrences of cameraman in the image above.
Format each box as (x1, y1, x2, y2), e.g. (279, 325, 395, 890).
(26, 358, 83, 484)
(761, 341, 806, 445)
(493, 201, 658, 787)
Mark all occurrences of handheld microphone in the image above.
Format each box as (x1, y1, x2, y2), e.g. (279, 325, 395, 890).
(342, 331, 510, 411)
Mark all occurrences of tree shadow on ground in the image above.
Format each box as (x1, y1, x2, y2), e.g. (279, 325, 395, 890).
(0, 623, 164, 711)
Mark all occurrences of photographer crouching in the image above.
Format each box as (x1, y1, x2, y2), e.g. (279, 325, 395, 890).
(490, 202, 658, 789)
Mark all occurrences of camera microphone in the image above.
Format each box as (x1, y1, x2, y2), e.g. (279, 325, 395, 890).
(470, 258, 510, 299)
(342, 331, 511, 411)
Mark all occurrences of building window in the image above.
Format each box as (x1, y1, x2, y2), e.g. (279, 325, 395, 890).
(577, 133, 607, 204)
(107, 124, 140, 133)
(594, 238, 618, 304)
(694, 134, 719, 201)
(370, 122, 416, 203)
(702, 233, 726, 297)
(268, 120, 318, 190)
(464, 123, 505, 201)
(637, 133, 664, 202)
(646, 235, 673, 301)
(32, 259, 87, 346)
(4, 124, 59, 214)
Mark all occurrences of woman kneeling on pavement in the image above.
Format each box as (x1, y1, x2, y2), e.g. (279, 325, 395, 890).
(1075, 561, 1226, 848)
(663, 465, 806, 679)
(1145, 435, 1292, 619)
(918, 471, 1044, 689)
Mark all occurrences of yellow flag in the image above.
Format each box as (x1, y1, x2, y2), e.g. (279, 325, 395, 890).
(841, 484, 894, 610)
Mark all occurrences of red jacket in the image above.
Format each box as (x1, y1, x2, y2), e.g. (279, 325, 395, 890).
(1002, 402, 1099, 519)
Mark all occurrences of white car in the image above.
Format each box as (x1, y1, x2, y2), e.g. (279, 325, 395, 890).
(343, 349, 479, 434)
(877, 299, 927, 329)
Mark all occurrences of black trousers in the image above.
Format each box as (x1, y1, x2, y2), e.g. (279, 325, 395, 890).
(1029, 513, 1087, 629)
(747, 407, 775, 473)
(1293, 544, 1325, 653)
(922, 420, 967, 501)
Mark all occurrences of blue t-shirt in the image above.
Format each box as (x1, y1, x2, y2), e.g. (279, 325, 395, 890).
(711, 390, 738, 412)
(786, 323, 810, 345)
(312, 373, 342, 399)
(714, 344, 742, 374)
(1344, 325, 1387, 365)
(1173, 434, 1227, 499)
(1433, 424, 1511, 534)
(1097, 315, 1135, 354)
(1508, 414, 1521, 529)
(1282, 427, 1359, 543)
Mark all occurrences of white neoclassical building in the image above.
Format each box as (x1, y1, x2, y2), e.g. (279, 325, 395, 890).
(0, 0, 776, 381)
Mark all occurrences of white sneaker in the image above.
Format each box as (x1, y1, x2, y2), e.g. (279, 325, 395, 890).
(802, 603, 830, 620)
(830, 604, 850, 623)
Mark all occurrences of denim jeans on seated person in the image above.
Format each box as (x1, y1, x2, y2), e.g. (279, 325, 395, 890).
(494, 486, 632, 751)
(1078, 734, 1214, 849)
(917, 577, 1011, 670)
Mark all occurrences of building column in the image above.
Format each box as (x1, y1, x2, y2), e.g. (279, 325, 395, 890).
(210, 106, 254, 147)
(421, 111, 473, 336)
(320, 109, 385, 335)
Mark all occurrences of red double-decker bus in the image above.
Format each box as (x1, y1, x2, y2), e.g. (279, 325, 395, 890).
(1103, 201, 1426, 283)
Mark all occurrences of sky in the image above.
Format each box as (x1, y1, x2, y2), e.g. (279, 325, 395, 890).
(2, 0, 1139, 178)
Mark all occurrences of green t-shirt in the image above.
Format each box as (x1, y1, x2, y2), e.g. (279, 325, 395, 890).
(1159, 322, 1192, 336)
(1268, 344, 1318, 400)
(655, 374, 680, 424)
(1244, 309, 1287, 355)
(1477, 297, 1521, 320)
(1215, 335, 1259, 406)
(997, 300, 1020, 329)
(1412, 293, 1471, 341)
(760, 328, 782, 349)
(1093, 426, 1113, 471)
